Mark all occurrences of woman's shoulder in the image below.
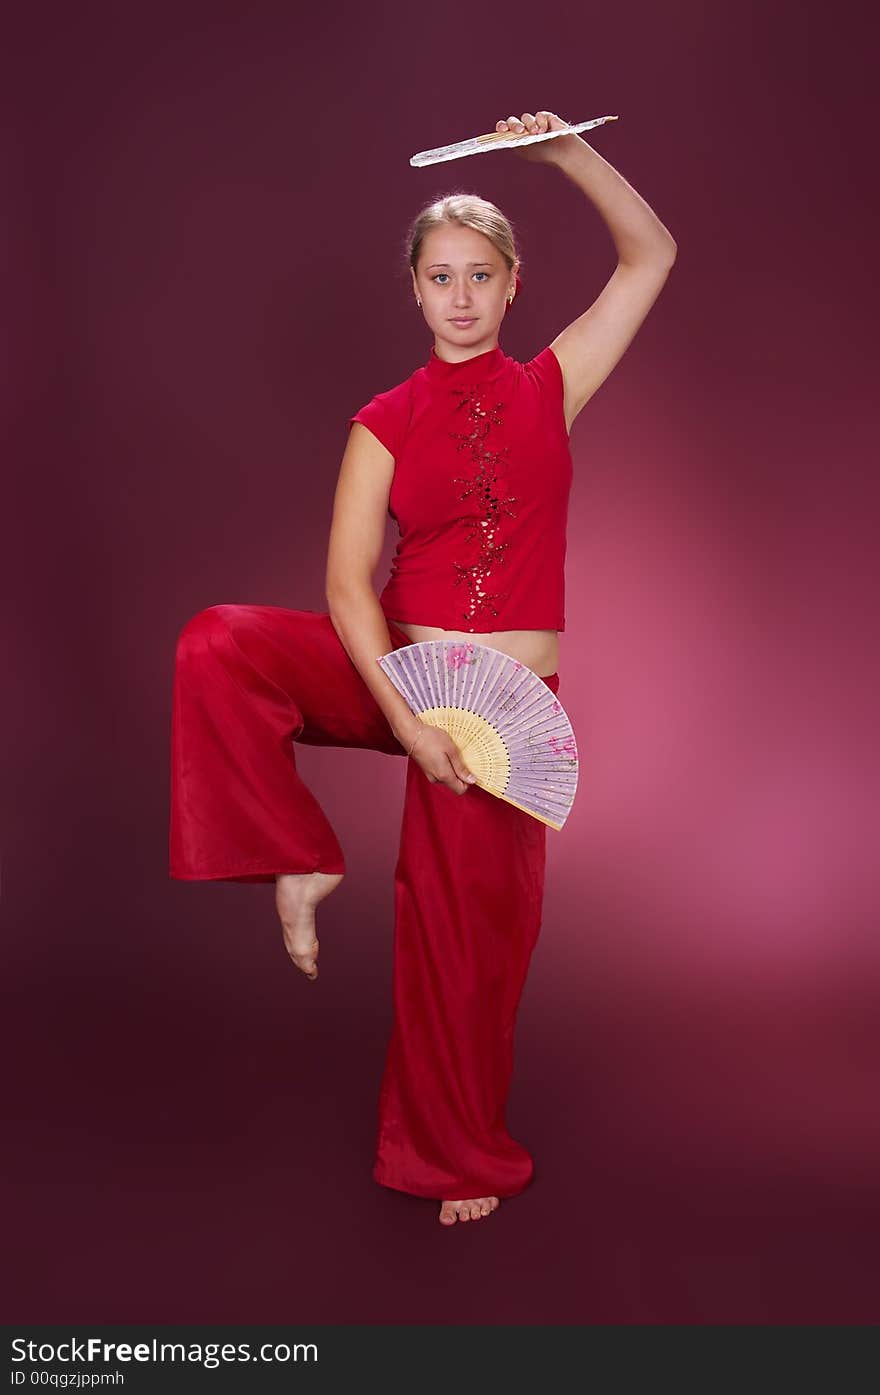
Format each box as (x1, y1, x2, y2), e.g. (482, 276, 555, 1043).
(354, 364, 420, 412)
(348, 367, 419, 459)
(518, 343, 564, 379)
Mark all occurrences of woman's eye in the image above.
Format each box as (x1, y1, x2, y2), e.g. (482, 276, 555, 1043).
(432, 272, 490, 284)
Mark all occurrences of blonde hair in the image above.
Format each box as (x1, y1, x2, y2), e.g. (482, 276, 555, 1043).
(405, 192, 521, 281)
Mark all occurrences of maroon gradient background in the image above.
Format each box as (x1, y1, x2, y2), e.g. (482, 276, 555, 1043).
(4, 3, 879, 1324)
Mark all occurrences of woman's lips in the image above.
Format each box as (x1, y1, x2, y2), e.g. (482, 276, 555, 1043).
(450, 318, 476, 326)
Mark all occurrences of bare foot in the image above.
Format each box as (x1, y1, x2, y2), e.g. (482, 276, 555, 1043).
(275, 871, 344, 980)
(438, 1196, 500, 1225)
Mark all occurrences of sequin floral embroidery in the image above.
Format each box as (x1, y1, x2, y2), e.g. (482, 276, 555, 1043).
(448, 382, 518, 631)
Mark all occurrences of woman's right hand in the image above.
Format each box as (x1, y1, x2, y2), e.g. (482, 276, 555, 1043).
(406, 725, 477, 795)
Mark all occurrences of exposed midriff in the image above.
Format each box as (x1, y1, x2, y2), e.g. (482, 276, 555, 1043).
(387, 619, 559, 678)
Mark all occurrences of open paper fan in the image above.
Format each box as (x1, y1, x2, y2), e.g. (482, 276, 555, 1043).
(377, 640, 578, 831)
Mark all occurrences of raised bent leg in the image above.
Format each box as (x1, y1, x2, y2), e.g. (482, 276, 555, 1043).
(373, 672, 562, 1202)
(169, 604, 411, 883)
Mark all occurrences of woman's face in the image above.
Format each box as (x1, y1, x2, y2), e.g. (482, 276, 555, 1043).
(412, 224, 516, 356)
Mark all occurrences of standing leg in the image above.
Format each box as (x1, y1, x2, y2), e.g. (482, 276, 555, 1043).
(170, 604, 411, 883)
(372, 672, 562, 1206)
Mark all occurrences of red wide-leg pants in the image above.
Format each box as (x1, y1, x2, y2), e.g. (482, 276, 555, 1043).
(169, 604, 560, 1200)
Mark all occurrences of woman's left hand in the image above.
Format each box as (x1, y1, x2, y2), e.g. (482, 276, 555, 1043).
(496, 110, 577, 163)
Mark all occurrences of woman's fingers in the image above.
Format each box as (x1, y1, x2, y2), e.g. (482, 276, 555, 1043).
(496, 108, 572, 162)
(450, 760, 475, 792)
(409, 728, 476, 794)
(497, 111, 552, 137)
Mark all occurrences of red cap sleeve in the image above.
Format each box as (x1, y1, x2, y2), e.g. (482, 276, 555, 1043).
(524, 345, 568, 438)
(348, 384, 408, 460)
(525, 344, 564, 400)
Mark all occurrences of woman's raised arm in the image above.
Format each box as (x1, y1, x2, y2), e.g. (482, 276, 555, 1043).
(501, 110, 677, 431)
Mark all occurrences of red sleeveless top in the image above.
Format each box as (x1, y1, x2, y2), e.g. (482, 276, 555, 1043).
(348, 341, 573, 633)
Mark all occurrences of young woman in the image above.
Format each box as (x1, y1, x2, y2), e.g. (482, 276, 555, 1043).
(169, 108, 676, 1227)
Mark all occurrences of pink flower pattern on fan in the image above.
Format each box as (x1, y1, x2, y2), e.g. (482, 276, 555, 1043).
(445, 642, 476, 671)
(547, 733, 577, 758)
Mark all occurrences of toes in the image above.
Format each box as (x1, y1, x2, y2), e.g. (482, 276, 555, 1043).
(288, 938, 319, 978)
(440, 1196, 501, 1224)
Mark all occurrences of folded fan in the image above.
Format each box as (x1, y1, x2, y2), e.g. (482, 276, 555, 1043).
(377, 640, 579, 831)
(410, 115, 618, 167)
